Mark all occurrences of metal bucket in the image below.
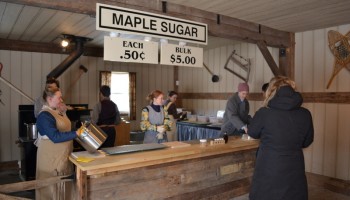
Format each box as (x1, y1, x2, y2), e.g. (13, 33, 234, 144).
(75, 122, 107, 153)
(24, 123, 38, 140)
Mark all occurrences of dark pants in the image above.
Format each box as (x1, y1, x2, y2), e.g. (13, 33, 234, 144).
(100, 127, 116, 148)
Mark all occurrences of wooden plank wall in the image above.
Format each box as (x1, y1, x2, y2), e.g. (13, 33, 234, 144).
(179, 43, 276, 117)
(295, 24, 350, 180)
(0, 51, 174, 161)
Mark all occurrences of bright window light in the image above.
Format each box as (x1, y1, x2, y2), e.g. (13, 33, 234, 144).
(110, 72, 130, 113)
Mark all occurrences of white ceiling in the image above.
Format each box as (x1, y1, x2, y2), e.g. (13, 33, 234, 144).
(0, 1, 350, 48)
(167, 0, 350, 33)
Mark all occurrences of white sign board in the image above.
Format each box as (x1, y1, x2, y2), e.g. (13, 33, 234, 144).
(160, 44, 203, 67)
(104, 36, 158, 64)
(96, 3, 207, 45)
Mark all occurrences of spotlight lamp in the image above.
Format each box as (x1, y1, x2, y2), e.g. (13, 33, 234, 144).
(61, 39, 69, 47)
(144, 36, 152, 42)
(160, 38, 168, 44)
(179, 41, 186, 46)
(59, 34, 93, 49)
(109, 32, 120, 37)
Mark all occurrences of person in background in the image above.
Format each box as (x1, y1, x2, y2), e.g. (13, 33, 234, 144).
(34, 78, 61, 118)
(35, 86, 82, 200)
(91, 85, 121, 148)
(248, 76, 314, 200)
(141, 90, 172, 143)
(221, 82, 252, 136)
(163, 91, 185, 141)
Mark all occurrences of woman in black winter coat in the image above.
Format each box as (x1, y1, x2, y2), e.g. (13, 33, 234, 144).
(248, 76, 314, 200)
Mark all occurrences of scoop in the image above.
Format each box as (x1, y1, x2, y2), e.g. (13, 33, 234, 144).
(203, 63, 220, 82)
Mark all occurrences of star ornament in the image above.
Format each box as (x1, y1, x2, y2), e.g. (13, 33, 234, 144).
(327, 30, 350, 89)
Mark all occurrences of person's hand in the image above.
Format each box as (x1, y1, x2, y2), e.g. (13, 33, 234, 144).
(76, 126, 85, 137)
(243, 127, 248, 134)
(156, 125, 165, 133)
(156, 132, 164, 140)
(57, 102, 67, 113)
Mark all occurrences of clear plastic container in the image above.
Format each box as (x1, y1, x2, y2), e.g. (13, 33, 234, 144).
(197, 115, 209, 122)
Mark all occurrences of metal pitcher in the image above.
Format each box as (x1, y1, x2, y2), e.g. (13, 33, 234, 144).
(24, 123, 38, 140)
(75, 122, 107, 153)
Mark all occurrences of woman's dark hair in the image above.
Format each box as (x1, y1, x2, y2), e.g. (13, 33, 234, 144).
(168, 91, 178, 97)
(46, 77, 60, 88)
(100, 85, 111, 97)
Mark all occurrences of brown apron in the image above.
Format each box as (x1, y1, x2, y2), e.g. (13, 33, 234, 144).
(165, 102, 177, 141)
(36, 108, 75, 200)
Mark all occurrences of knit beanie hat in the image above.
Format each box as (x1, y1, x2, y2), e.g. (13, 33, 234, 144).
(238, 82, 249, 92)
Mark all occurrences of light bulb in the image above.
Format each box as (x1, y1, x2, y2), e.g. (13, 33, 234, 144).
(144, 36, 152, 42)
(109, 32, 119, 37)
(160, 38, 168, 44)
(61, 39, 69, 47)
(179, 41, 186, 46)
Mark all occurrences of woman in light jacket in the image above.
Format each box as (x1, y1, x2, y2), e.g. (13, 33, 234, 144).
(140, 90, 172, 143)
(248, 76, 314, 200)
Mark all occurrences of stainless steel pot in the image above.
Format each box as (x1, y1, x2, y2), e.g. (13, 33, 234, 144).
(24, 123, 38, 140)
(75, 122, 107, 153)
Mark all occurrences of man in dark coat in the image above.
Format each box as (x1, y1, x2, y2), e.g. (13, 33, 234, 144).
(92, 85, 121, 148)
(221, 82, 252, 135)
(248, 76, 314, 200)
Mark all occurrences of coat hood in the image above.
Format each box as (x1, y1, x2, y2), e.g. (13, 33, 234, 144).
(268, 86, 303, 110)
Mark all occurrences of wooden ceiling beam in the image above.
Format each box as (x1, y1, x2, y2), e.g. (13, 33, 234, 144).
(5, 0, 291, 48)
(0, 38, 103, 57)
(181, 92, 350, 104)
(256, 40, 283, 76)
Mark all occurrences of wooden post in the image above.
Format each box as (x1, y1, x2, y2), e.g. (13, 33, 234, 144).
(76, 168, 88, 200)
(279, 32, 295, 79)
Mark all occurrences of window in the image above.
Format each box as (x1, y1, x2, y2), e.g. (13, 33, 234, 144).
(111, 72, 129, 113)
(100, 71, 136, 120)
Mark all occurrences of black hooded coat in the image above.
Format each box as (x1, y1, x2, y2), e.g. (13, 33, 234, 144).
(248, 86, 314, 200)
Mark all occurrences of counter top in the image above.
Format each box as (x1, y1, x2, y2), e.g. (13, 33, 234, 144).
(69, 136, 259, 175)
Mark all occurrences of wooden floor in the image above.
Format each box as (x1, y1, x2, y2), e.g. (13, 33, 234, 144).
(233, 185, 350, 200)
(1, 169, 349, 200)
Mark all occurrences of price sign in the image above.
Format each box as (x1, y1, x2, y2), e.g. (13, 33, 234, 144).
(160, 44, 203, 67)
(104, 36, 158, 64)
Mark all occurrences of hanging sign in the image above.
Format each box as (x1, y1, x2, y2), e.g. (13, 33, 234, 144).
(96, 3, 207, 45)
(104, 36, 158, 64)
(160, 43, 203, 67)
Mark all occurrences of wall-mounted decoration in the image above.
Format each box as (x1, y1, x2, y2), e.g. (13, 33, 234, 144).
(327, 30, 350, 89)
(224, 50, 251, 82)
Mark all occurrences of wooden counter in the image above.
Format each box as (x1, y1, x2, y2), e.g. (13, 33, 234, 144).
(69, 137, 259, 200)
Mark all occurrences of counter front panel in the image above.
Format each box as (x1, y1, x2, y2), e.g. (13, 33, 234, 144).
(70, 137, 259, 200)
